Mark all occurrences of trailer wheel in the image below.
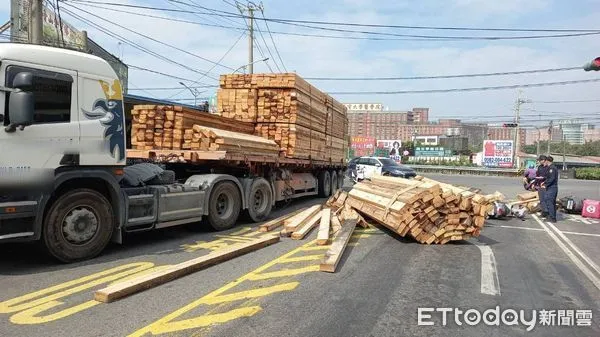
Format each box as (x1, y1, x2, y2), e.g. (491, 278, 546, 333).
(318, 170, 331, 197)
(245, 178, 273, 222)
(330, 170, 338, 194)
(42, 189, 114, 263)
(207, 181, 242, 231)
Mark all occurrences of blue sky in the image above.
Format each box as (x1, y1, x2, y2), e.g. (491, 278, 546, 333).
(2, 0, 600, 126)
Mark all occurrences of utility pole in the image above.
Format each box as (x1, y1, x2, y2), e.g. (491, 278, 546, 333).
(30, 0, 43, 44)
(547, 120, 553, 154)
(237, 2, 262, 74)
(536, 128, 541, 156)
(512, 90, 530, 169)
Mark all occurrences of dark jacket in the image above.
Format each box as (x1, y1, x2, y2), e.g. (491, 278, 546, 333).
(534, 165, 548, 186)
(544, 164, 559, 188)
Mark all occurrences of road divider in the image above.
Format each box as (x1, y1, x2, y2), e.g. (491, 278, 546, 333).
(472, 242, 501, 296)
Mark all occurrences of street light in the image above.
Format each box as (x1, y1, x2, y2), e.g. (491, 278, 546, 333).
(179, 82, 203, 106)
(233, 57, 269, 74)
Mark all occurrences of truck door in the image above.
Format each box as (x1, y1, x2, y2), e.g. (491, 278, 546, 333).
(0, 63, 79, 170)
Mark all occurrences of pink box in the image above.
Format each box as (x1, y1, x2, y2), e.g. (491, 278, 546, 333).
(582, 199, 600, 219)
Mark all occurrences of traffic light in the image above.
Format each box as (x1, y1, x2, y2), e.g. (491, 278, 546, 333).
(503, 123, 518, 128)
(584, 57, 600, 71)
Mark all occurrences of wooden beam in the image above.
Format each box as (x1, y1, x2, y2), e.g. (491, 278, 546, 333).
(284, 205, 321, 231)
(317, 209, 331, 245)
(319, 218, 358, 273)
(291, 212, 322, 240)
(258, 208, 306, 232)
(94, 235, 279, 303)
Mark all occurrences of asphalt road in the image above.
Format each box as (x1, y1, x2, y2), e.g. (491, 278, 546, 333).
(1, 174, 599, 337)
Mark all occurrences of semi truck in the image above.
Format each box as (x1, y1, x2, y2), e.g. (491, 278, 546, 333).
(0, 43, 347, 263)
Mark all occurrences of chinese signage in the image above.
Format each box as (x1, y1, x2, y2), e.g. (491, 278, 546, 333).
(415, 146, 452, 157)
(344, 103, 383, 111)
(351, 137, 376, 150)
(483, 140, 514, 168)
(11, 0, 86, 50)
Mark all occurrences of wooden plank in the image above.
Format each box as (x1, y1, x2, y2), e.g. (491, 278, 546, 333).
(94, 235, 279, 303)
(317, 208, 332, 245)
(291, 211, 323, 240)
(258, 208, 307, 232)
(284, 204, 321, 231)
(517, 191, 538, 201)
(319, 218, 358, 273)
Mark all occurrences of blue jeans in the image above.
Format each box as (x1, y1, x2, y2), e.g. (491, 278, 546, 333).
(538, 188, 547, 213)
(544, 185, 558, 220)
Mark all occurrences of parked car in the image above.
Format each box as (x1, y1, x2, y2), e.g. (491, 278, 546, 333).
(354, 156, 416, 180)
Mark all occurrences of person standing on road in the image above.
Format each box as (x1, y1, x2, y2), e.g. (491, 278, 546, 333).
(535, 155, 549, 216)
(542, 156, 559, 223)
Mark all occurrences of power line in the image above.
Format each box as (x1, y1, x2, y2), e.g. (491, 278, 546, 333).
(327, 78, 600, 95)
(63, 1, 600, 41)
(533, 99, 600, 103)
(165, 30, 247, 99)
(59, 6, 217, 84)
(260, 6, 286, 72)
(64, 2, 233, 75)
(306, 67, 582, 81)
(64, 0, 600, 33)
(254, 10, 281, 72)
(129, 85, 218, 90)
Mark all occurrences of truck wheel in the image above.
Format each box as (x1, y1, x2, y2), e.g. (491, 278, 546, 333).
(330, 170, 338, 194)
(245, 178, 273, 222)
(42, 189, 114, 263)
(207, 181, 242, 231)
(318, 170, 331, 197)
(337, 170, 344, 189)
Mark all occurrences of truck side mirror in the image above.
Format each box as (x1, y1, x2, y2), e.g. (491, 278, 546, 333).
(5, 72, 34, 133)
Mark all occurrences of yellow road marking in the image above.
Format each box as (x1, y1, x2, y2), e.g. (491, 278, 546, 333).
(246, 266, 321, 281)
(128, 240, 320, 337)
(0, 263, 154, 315)
(279, 254, 323, 263)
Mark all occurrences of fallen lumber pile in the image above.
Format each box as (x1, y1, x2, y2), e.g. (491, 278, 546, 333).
(130, 105, 255, 150)
(217, 73, 348, 162)
(326, 175, 503, 244)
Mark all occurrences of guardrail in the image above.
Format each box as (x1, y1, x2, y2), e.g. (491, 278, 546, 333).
(407, 165, 520, 177)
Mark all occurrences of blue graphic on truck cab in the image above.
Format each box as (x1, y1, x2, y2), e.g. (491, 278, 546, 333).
(82, 80, 126, 162)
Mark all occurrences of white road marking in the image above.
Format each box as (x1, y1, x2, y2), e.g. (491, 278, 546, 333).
(472, 242, 501, 296)
(532, 214, 600, 291)
(544, 221, 600, 276)
(561, 231, 600, 238)
(486, 224, 544, 232)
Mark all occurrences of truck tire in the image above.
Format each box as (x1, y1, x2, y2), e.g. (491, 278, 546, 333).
(330, 170, 338, 194)
(318, 170, 331, 197)
(207, 181, 242, 231)
(245, 178, 273, 222)
(337, 170, 344, 189)
(42, 189, 114, 263)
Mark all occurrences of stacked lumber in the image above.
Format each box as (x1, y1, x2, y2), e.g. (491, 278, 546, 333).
(130, 105, 255, 150)
(181, 124, 280, 156)
(326, 175, 503, 244)
(217, 73, 348, 162)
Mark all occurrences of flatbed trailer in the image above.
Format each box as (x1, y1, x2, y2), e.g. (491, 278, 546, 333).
(0, 43, 347, 263)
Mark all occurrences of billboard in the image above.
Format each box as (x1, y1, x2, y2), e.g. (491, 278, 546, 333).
(351, 136, 376, 157)
(11, 0, 86, 50)
(377, 139, 402, 160)
(483, 140, 514, 168)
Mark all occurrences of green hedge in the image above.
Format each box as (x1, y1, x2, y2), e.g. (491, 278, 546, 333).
(575, 167, 600, 180)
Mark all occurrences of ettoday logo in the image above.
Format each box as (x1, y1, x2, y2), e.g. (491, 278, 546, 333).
(417, 306, 593, 332)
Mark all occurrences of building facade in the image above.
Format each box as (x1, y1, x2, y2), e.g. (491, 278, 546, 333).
(558, 119, 591, 145)
(584, 127, 600, 142)
(487, 127, 526, 148)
